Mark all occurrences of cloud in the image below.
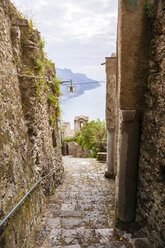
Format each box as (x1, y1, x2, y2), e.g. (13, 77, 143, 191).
(11, 0, 118, 79)
(12, 0, 117, 41)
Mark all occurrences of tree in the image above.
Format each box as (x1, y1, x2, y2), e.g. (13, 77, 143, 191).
(76, 119, 107, 157)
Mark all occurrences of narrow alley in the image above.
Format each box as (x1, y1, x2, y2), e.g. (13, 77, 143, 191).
(30, 157, 130, 248)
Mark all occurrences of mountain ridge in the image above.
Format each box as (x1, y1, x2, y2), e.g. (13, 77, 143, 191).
(56, 68, 101, 100)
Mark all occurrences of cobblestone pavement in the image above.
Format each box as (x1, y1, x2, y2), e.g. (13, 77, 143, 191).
(31, 156, 131, 248)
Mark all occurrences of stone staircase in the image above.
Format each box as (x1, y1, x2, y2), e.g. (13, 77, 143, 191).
(30, 157, 131, 248)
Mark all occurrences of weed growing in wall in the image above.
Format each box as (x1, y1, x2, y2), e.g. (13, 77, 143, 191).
(56, 103, 60, 118)
(39, 78, 49, 90)
(143, 1, 154, 18)
(34, 79, 41, 102)
(143, 1, 162, 36)
(44, 57, 53, 68)
(13, 140, 17, 147)
(47, 94, 57, 106)
(29, 19, 33, 28)
(49, 115, 54, 126)
(34, 56, 45, 72)
(39, 38, 45, 50)
(51, 78, 61, 97)
(51, 189, 56, 194)
(10, 6, 62, 122)
(13, 56, 19, 63)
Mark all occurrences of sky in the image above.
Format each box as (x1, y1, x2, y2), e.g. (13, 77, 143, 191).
(11, 0, 118, 81)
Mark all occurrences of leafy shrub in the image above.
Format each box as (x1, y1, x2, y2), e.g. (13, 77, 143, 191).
(62, 136, 77, 144)
(62, 119, 107, 157)
(76, 119, 107, 155)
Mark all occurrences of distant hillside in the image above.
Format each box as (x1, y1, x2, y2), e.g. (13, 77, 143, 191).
(56, 68, 101, 100)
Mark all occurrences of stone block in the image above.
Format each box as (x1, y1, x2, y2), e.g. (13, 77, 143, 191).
(14, 18, 29, 26)
(47, 218, 61, 229)
(97, 152, 107, 162)
(95, 229, 113, 243)
(61, 229, 95, 245)
(62, 218, 84, 229)
(48, 229, 62, 245)
(129, 238, 152, 248)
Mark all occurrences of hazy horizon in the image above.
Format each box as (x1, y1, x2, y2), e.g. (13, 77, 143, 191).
(60, 83, 106, 128)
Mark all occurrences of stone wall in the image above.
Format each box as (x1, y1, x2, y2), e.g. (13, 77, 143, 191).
(105, 0, 165, 247)
(61, 121, 74, 139)
(136, 1, 165, 247)
(115, 0, 151, 226)
(63, 142, 91, 158)
(0, 1, 64, 247)
(105, 54, 117, 176)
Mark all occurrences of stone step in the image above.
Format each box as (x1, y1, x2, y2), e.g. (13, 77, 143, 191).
(47, 228, 123, 246)
(48, 241, 127, 248)
(30, 158, 130, 248)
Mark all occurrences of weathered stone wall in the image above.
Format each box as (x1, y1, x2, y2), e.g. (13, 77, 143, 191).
(106, 0, 165, 247)
(61, 121, 74, 139)
(105, 54, 117, 176)
(0, 1, 63, 247)
(115, 0, 151, 226)
(136, 1, 165, 247)
(106, 55, 116, 131)
(63, 142, 91, 158)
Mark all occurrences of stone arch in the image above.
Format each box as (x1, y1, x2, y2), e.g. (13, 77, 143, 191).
(74, 115, 89, 134)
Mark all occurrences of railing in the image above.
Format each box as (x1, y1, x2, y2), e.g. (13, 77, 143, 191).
(0, 167, 60, 228)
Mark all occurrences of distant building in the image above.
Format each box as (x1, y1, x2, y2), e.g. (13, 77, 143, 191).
(61, 121, 74, 139)
(74, 115, 89, 133)
(61, 116, 89, 139)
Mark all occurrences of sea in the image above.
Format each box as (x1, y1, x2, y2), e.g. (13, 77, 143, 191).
(60, 83, 106, 128)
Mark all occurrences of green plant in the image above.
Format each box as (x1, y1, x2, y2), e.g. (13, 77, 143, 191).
(44, 57, 53, 68)
(39, 38, 45, 50)
(63, 119, 107, 157)
(143, 1, 154, 18)
(56, 102, 60, 118)
(13, 56, 18, 63)
(29, 19, 33, 28)
(34, 80, 40, 91)
(51, 189, 56, 194)
(143, 1, 162, 37)
(51, 78, 62, 97)
(47, 94, 57, 105)
(47, 93, 61, 118)
(40, 78, 49, 90)
(34, 80, 41, 102)
(40, 78, 45, 86)
(26, 69, 34, 75)
(76, 119, 107, 156)
(61, 136, 78, 147)
(13, 140, 17, 147)
(34, 58, 44, 72)
(49, 115, 54, 126)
